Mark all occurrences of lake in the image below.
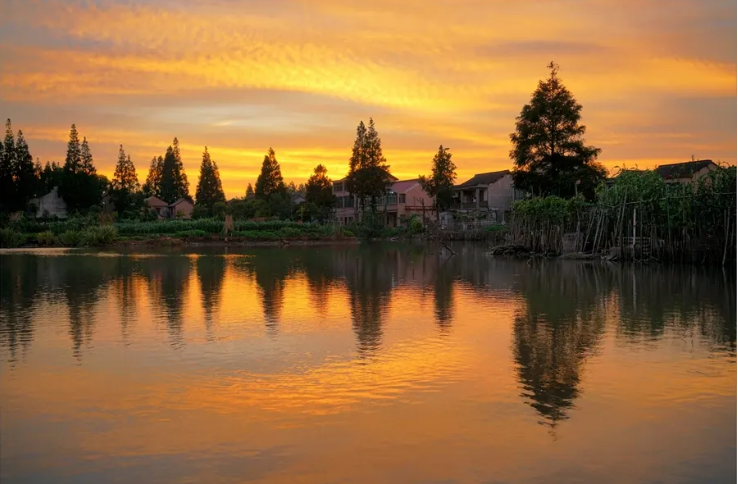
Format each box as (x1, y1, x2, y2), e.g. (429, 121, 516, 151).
(0, 244, 735, 484)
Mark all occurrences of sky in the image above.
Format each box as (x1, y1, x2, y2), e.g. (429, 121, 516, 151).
(0, 0, 735, 199)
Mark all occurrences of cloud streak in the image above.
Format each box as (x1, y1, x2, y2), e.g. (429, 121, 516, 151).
(0, 0, 734, 197)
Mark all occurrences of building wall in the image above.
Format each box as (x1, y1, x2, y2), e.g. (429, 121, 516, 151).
(31, 187, 68, 219)
(171, 201, 194, 219)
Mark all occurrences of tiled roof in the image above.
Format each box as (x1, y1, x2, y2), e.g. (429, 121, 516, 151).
(455, 170, 510, 189)
(390, 179, 419, 193)
(654, 160, 716, 180)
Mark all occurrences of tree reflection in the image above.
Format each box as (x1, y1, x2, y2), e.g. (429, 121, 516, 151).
(0, 255, 39, 364)
(196, 255, 226, 339)
(512, 262, 608, 432)
(140, 255, 192, 349)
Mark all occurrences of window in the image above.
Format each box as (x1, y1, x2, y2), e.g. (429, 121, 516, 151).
(399, 194, 406, 204)
(333, 182, 344, 193)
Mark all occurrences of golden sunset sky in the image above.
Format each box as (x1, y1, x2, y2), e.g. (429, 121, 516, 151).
(0, 0, 735, 198)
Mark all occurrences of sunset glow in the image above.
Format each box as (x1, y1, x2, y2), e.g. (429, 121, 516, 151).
(1, 0, 735, 198)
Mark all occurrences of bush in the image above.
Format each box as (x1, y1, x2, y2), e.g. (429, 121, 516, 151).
(278, 227, 302, 239)
(212, 202, 227, 220)
(82, 225, 117, 246)
(192, 205, 210, 220)
(0, 228, 26, 248)
(36, 231, 57, 246)
(343, 230, 354, 237)
(59, 230, 82, 247)
(174, 229, 207, 238)
(409, 215, 424, 235)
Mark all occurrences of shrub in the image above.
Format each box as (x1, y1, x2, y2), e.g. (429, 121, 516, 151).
(192, 205, 210, 220)
(0, 228, 26, 248)
(59, 230, 82, 247)
(175, 229, 207, 238)
(36, 231, 57, 246)
(343, 230, 354, 237)
(278, 227, 302, 239)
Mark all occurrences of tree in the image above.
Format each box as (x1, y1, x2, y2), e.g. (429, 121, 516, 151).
(255, 147, 286, 200)
(60, 125, 103, 211)
(0, 119, 15, 212)
(346, 118, 392, 213)
(419, 145, 457, 219)
(13, 130, 38, 209)
(142, 156, 163, 197)
(40, 161, 64, 195)
(246, 182, 255, 199)
(195, 146, 226, 211)
(305, 164, 335, 222)
(510, 62, 606, 200)
(159, 139, 190, 203)
(111, 145, 141, 215)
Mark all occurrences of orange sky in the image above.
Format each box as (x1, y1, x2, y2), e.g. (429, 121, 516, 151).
(0, 0, 735, 198)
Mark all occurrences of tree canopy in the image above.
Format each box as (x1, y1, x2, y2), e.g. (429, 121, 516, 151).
(255, 147, 286, 200)
(510, 62, 606, 200)
(195, 146, 226, 210)
(419, 145, 457, 217)
(158, 138, 190, 203)
(346, 118, 392, 212)
(60, 125, 104, 211)
(110, 144, 141, 215)
(305, 164, 334, 222)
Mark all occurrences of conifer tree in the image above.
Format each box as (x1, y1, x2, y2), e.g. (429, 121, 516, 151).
(111, 145, 141, 215)
(0, 119, 16, 212)
(304, 164, 334, 222)
(60, 126, 103, 211)
(142, 156, 163, 197)
(159, 139, 190, 203)
(255, 147, 286, 200)
(246, 182, 255, 199)
(14, 129, 38, 209)
(419, 145, 457, 219)
(195, 146, 226, 210)
(346, 118, 392, 213)
(510, 62, 606, 199)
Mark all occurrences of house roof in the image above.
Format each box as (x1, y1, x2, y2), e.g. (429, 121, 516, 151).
(389, 179, 419, 194)
(171, 198, 193, 207)
(654, 160, 716, 180)
(145, 196, 168, 207)
(335, 172, 399, 184)
(455, 170, 510, 189)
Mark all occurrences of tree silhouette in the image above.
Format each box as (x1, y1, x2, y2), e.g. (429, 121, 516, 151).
(110, 145, 141, 215)
(510, 62, 606, 200)
(195, 147, 226, 212)
(419, 145, 457, 218)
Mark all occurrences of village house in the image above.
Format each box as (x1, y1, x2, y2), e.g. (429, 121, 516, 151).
(451, 170, 525, 223)
(29, 186, 68, 219)
(654, 159, 718, 184)
(332, 174, 435, 226)
(145, 196, 194, 219)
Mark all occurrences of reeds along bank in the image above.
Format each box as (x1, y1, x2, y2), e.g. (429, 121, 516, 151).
(509, 166, 737, 265)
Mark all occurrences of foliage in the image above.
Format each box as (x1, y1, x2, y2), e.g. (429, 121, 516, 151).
(60, 125, 104, 212)
(0, 119, 15, 212)
(110, 144, 141, 215)
(419, 145, 457, 217)
(510, 62, 606, 200)
(59, 230, 82, 247)
(255, 147, 286, 200)
(0, 227, 26, 248)
(174, 229, 207, 238)
(346, 118, 392, 213)
(80, 225, 117, 246)
(195, 147, 226, 210)
(304, 164, 335, 222)
(35, 231, 57, 246)
(212, 201, 227, 220)
(192, 204, 209, 219)
(159, 138, 190, 203)
(245, 183, 255, 199)
(0, 120, 43, 213)
(142, 156, 163, 197)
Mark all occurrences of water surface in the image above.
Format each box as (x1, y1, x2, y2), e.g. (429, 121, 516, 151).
(1, 244, 735, 484)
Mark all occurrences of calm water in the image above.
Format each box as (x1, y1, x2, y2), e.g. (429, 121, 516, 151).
(0, 244, 735, 484)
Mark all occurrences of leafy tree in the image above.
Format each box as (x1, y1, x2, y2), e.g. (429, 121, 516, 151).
(419, 145, 457, 219)
(41, 161, 64, 194)
(346, 118, 392, 213)
(255, 147, 286, 200)
(159, 139, 190, 203)
(195, 146, 225, 211)
(510, 62, 606, 200)
(0, 120, 15, 212)
(13, 129, 37, 209)
(142, 156, 163, 197)
(305, 164, 334, 222)
(60, 125, 103, 211)
(111, 145, 141, 215)
(245, 182, 255, 199)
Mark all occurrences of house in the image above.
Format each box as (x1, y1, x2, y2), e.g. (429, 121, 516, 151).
(145, 196, 193, 219)
(291, 193, 306, 205)
(451, 170, 525, 223)
(29, 186, 68, 219)
(654, 159, 718, 184)
(333, 174, 436, 226)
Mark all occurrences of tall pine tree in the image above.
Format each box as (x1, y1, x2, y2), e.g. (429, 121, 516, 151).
(0, 120, 16, 212)
(419, 145, 457, 219)
(159, 139, 190, 203)
(14, 130, 37, 210)
(111, 144, 140, 215)
(246, 182, 255, 199)
(195, 147, 225, 210)
(142, 156, 163, 197)
(60, 126, 103, 211)
(510, 62, 606, 200)
(255, 147, 286, 200)
(346, 118, 392, 213)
